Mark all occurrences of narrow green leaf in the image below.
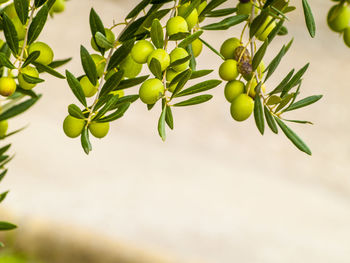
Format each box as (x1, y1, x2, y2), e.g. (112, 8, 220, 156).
(269, 69, 294, 95)
(2, 13, 19, 55)
(186, 45, 196, 71)
(27, 5, 48, 45)
(275, 117, 312, 155)
(0, 221, 17, 230)
(190, 69, 213, 79)
(107, 38, 135, 71)
(34, 0, 46, 7)
(264, 44, 286, 81)
(205, 8, 237, 17)
(150, 19, 164, 49)
(171, 68, 192, 98)
(199, 38, 225, 60)
(117, 75, 149, 90)
(302, 0, 316, 38)
(95, 32, 114, 49)
(175, 79, 221, 97)
(33, 62, 65, 79)
(169, 55, 191, 68)
(48, 58, 72, 69)
(254, 93, 265, 135)
(68, 104, 85, 119)
(202, 14, 248, 30)
(173, 94, 213, 107)
(93, 95, 120, 121)
(0, 53, 16, 69)
(283, 95, 322, 112)
(65, 70, 87, 107)
(21, 73, 44, 84)
(98, 102, 131, 123)
(100, 70, 124, 97)
(182, 0, 201, 18)
(0, 191, 9, 203)
(126, 0, 151, 19)
(178, 30, 203, 49)
(281, 63, 309, 97)
(89, 8, 105, 54)
(14, 0, 29, 25)
(284, 119, 313, 125)
(252, 40, 268, 71)
(22, 51, 40, 68)
(0, 169, 8, 183)
(264, 106, 278, 134)
(199, 0, 227, 17)
(80, 127, 92, 155)
(0, 144, 11, 156)
(0, 95, 41, 121)
(149, 58, 163, 79)
(80, 45, 98, 86)
(168, 32, 190, 40)
(165, 105, 173, 130)
(158, 103, 167, 141)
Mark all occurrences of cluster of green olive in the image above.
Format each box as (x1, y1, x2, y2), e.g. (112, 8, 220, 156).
(327, 2, 350, 47)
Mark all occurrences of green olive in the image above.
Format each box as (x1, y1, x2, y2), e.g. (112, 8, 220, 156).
(220, 37, 241, 60)
(245, 78, 266, 98)
(51, 0, 65, 13)
(236, 2, 258, 16)
(89, 121, 110, 138)
(224, 80, 245, 102)
(18, 66, 39, 90)
(169, 47, 189, 72)
(28, 42, 54, 65)
(0, 120, 8, 138)
(166, 16, 189, 36)
(178, 2, 199, 29)
(63, 115, 85, 138)
(328, 5, 350, 32)
(119, 55, 142, 79)
(230, 94, 254, 122)
(191, 38, 203, 57)
(80, 76, 98, 98)
(255, 16, 276, 41)
(131, 40, 155, 64)
(147, 48, 170, 72)
(139, 78, 165, 104)
(0, 77, 16, 97)
(91, 54, 106, 77)
(219, 59, 239, 81)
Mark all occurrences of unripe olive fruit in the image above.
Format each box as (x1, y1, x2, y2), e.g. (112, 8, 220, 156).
(220, 37, 241, 60)
(0, 120, 8, 138)
(91, 54, 106, 77)
(178, 3, 199, 29)
(131, 40, 155, 64)
(63, 115, 85, 138)
(236, 2, 258, 15)
(89, 121, 110, 139)
(166, 16, 189, 36)
(51, 0, 65, 13)
(18, 66, 39, 90)
(166, 69, 180, 93)
(12, 17, 26, 40)
(0, 77, 16, 97)
(255, 16, 276, 41)
(91, 28, 115, 51)
(139, 78, 165, 104)
(246, 78, 266, 98)
(170, 47, 189, 72)
(191, 38, 203, 57)
(224, 80, 245, 102)
(119, 55, 142, 79)
(28, 42, 54, 65)
(230, 94, 254, 122)
(219, 59, 239, 81)
(344, 27, 350, 47)
(80, 76, 98, 98)
(327, 5, 350, 32)
(147, 49, 170, 72)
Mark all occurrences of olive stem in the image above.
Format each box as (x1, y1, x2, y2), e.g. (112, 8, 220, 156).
(18, 2, 36, 70)
(87, 15, 137, 124)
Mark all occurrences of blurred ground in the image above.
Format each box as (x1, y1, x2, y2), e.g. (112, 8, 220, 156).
(1, 0, 350, 262)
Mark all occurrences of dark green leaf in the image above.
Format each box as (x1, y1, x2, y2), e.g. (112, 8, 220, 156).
(0, 53, 16, 69)
(254, 92, 265, 135)
(34, 0, 46, 8)
(178, 30, 203, 49)
(175, 79, 221, 97)
(0, 191, 9, 203)
(283, 95, 322, 112)
(302, 0, 316, 38)
(0, 169, 8, 183)
(98, 102, 131, 122)
(27, 5, 48, 45)
(0, 221, 17, 230)
(89, 8, 105, 54)
(252, 40, 268, 71)
(95, 32, 114, 49)
(100, 70, 124, 97)
(281, 63, 309, 97)
(48, 57, 72, 69)
(275, 117, 312, 155)
(68, 104, 85, 119)
(284, 119, 313, 125)
(165, 105, 173, 130)
(205, 8, 237, 17)
(65, 70, 87, 107)
(169, 55, 191, 68)
(0, 144, 11, 156)
(150, 19, 164, 49)
(126, 0, 151, 19)
(199, 0, 227, 17)
(107, 38, 135, 71)
(201, 14, 248, 30)
(80, 45, 98, 86)
(158, 103, 166, 141)
(168, 32, 190, 40)
(21, 73, 44, 84)
(199, 37, 225, 60)
(171, 68, 192, 97)
(22, 51, 40, 68)
(190, 69, 213, 79)
(93, 95, 120, 121)
(2, 13, 19, 55)
(117, 75, 149, 90)
(81, 127, 92, 155)
(33, 62, 65, 78)
(186, 44, 196, 71)
(269, 69, 294, 95)
(14, 0, 29, 25)
(149, 58, 163, 79)
(264, 106, 278, 134)
(173, 94, 213, 106)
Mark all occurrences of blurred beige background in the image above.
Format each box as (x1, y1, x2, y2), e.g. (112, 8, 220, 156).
(2, 0, 350, 262)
